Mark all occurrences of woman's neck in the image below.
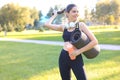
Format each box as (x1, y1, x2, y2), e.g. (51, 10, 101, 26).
(68, 20, 77, 24)
(68, 19, 77, 23)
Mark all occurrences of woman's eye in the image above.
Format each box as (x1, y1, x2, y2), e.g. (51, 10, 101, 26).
(73, 11, 79, 13)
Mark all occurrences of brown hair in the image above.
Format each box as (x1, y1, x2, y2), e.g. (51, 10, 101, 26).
(52, 4, 77, 15)
(65, 4, 77, 13)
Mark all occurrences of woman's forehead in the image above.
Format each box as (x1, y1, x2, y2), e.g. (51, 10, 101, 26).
(71, 7, 79, 11)
(70, 7, 79, 12)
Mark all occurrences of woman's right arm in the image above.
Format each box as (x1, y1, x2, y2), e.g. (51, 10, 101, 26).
(44, 13, 63, 32)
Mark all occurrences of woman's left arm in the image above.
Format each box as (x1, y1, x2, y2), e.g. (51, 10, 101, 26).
(71, 22, 98, 57)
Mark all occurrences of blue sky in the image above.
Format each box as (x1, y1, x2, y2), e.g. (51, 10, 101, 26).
(0, 0, 98, 18)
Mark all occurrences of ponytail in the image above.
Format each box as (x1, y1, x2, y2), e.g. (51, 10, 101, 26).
(57, 9, 65, 14)
(52, 4, 76, 15)
(52, 9, 65, 15)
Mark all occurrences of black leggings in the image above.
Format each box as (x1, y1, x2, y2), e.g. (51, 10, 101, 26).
(59, 49, 87, 80)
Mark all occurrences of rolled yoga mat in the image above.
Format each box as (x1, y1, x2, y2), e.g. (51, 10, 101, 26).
(70, 27, 100, 59)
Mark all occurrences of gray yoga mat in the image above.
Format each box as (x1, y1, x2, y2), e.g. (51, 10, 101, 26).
(70, 25, 100, 59)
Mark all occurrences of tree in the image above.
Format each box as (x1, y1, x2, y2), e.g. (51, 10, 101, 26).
(84, 6, 89, 20)
(39, 10, 43, 20)
(105, 15, 115, 24)
(46, 5, 64, 24)
(110, 0, 120, 24)
(30, 7, 39, 25)
(0, 3, 39, 32)
(90, 8, 97, 24)
(94, 0, 120, 25)
(96, 0, 111, 24)
(46, 7, 54, 18)
(0, 24, 3, 32)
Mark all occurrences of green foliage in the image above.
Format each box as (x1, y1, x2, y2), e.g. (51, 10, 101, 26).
(30, 8, 39, 20)
(46, 7, 54, 18)
(94, 0, 120, 25)
(7, 22, 14, 32)
(46, 5, 65, 24)
(105, 15, 115, 24)
(39, 11, 43, 20)
(39, 27, 45, 32)
(0, 3, 39, 32)
(15, 25, 24, 32)
(0, 24, 3, 32)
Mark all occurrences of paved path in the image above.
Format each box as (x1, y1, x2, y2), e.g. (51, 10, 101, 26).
(0, 38, 120, 50)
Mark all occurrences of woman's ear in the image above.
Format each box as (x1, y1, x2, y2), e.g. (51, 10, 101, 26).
(65, 12, 69, 18)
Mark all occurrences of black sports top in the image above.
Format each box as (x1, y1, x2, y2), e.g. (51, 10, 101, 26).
(63, 22, 80, 42)
(62, 29, 73, 42)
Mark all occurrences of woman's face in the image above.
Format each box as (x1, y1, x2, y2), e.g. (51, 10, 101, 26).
(67, 6, 79, 22)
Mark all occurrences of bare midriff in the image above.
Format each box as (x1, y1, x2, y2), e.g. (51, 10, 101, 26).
(63, 41, 76, 51)
(63, 41, 77, 60)
(63, 42, 70, 51)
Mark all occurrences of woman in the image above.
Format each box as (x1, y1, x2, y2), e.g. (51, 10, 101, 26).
(44, 4, 98, 80)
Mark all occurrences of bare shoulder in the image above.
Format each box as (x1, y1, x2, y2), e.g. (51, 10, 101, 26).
(78, 22, 88, 31)
(78, 22, 86, 27)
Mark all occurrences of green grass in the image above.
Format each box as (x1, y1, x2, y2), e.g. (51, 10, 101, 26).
(0, 30, 63, 41)
(0, 41, 120, 80)
(89, 25, 120, 44)
(0, 26, 120, 44)
(0, 41, 61, 80)
(94, 30, 120, 44)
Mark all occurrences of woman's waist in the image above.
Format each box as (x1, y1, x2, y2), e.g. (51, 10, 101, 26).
(63, 41, 76, 51)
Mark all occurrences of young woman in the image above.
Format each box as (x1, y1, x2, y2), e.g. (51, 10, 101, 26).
(44, 4, 98, 80)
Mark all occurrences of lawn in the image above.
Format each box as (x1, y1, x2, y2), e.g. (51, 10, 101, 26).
(0, 25, 120, 45)
(0, 41, 120, 80)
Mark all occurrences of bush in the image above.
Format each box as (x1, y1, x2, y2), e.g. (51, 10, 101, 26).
(0, 25, 3, 32)
(39, 26, 44, 32)
(15, 25, 24, 32)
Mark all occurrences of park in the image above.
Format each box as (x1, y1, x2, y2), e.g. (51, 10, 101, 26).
(0, 0, 120, 80)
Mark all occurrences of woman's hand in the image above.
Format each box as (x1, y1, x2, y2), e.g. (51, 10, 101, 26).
(52, 10, 58, 16)
(69, 49, 81, 57)
(66, 42, 81, 60)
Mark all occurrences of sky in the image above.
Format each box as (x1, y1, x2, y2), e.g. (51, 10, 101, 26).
(0, 0, 98, 18)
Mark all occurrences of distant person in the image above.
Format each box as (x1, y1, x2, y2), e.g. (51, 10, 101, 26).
(44, 4, 98, 80)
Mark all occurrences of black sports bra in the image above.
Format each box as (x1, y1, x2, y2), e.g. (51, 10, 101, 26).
(62, 29, 73, 42)
(62, 22, 81, 42)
